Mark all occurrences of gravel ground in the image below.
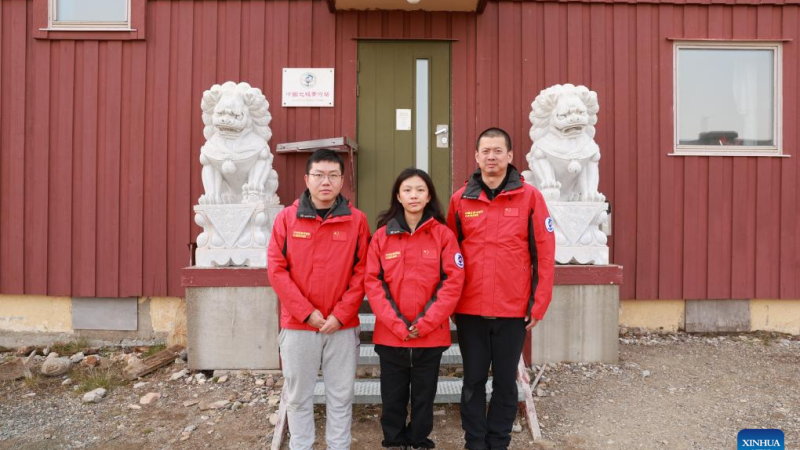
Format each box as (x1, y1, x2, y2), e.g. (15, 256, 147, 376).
(1, 331, 798, 450)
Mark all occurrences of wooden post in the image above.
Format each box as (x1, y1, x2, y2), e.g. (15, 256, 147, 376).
(516, 355, 543, 441)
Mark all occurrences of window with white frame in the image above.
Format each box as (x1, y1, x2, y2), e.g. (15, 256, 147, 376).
(49, 0, 131, 30)
(674, 42, 782, 156)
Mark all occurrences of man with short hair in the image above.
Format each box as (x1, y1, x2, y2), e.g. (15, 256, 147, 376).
(447, 127, 556, 450)
(268, 149, 371, 450)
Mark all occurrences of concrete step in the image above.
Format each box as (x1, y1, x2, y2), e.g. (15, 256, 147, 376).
(358, 344, 462, 365)
(358, 313, 456, 332)
(313, 378, 524, 404)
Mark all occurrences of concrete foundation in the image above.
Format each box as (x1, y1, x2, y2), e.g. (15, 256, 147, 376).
(685, 299, 750, 333)
(531, 284, 620, 364)
(186, 286, 280, 370)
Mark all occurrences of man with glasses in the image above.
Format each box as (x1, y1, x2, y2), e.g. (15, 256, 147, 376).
(268, 149, 371, 450)
(447, 128, 555, 450)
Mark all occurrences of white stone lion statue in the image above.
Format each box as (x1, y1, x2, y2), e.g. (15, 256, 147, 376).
(199, 81, 279, 205)
(521, 84, 605, 203)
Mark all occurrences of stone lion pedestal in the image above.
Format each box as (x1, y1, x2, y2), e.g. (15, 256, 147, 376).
(185, 81, 282, 370)
(522, 84, 621, 364)
(547, 201, 609, 265)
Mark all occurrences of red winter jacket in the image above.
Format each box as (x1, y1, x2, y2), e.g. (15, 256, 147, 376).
(268, 192, 371, 331)
(447, 166, 555, 320)
(365, 214, 464, 347)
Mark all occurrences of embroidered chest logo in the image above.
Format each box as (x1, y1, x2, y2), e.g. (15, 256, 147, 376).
(464, 210, 484, 219)
(292, 231, 312, 239)
(332, 231, 348, 241)
(385, 251, 401, 260)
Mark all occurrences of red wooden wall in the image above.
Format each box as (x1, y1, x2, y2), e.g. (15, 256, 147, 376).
(0, 0, 798, 300)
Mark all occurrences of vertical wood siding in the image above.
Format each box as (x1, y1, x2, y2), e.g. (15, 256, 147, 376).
(0, 0, 798, 300)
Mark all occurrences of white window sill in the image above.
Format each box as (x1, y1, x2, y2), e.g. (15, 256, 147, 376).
(39, 27, 136, 32)
(668, 152, 790, 158)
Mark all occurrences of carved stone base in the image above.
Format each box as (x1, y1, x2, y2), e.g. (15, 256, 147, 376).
(193, 203, 284, 268)
(555, 245, 609, 265)
(546, 201, 609, 265)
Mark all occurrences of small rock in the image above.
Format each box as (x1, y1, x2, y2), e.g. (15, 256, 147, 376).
(183, 399, 200, 407)
(642, 370, 651, 378)
(184, 424, 198, 433)
(195, 373, 207, 382)
(217, 375, 228, 384)
(47, 352, 59, 359)
(433, 409, 446, 417)
(199, 400, 230, 411)
(179, 434, 191, 442)
(22, 392, 36, 398)
(128, 404, 142, 410)
(179, 349, 188, 361)
(231, 401, 242, 411)
(536, 388, 545, 397)
(269, 413, 279, 426)
(41, 357, 72, 377)
(170, 369, 189, 381)
(62, 378, 72, 386)
(268, 397, 281, 407)
(275, 379, 284, 387)
(174, 358, 185, 367)
(255, 379, 266, 386)
(133, 382, 149, 389)
(661, 440, 669, 446)
(70, 352, 85, 364)
(241, 392, 253, 402)
(139, 392, 161, 405)
(82, 355, 100, 367)
(512, 421, 523, 433)
(82, 388, 107, 403)
(43, 347, 50, 356)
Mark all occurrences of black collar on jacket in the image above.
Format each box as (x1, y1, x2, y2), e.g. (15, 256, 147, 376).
(386, 211, 433, 235)
(296, 190, 352, 220)
(462, 164, 523, 200)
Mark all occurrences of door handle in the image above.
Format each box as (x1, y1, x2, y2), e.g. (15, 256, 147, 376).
(435, 125, 449, 148)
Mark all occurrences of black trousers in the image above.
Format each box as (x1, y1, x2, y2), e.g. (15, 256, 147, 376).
(456, 314, 527, 450)
(375, 344, 448, 449)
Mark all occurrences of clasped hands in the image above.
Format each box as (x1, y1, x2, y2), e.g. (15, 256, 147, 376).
(306, 310, 342, 334)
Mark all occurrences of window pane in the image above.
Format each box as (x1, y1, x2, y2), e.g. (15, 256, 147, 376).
(56, 0, 127, 22)
(678, 48, 774, 147)
(415, 59, 430, 172)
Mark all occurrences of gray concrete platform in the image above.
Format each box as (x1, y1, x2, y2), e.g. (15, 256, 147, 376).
(531, 284, 619, 364)
(359, 344, 462, 365)
(313, 378, 524, 404)
(186, 286, 280, 370)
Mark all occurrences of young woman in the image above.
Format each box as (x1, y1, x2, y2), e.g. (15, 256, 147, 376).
(365, 168, 465, 450)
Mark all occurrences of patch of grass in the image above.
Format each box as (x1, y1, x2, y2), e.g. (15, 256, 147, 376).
(23, 374, 41, 389)
(141, 344, 166, 358)
(143, 428, 154, 435)
(73, 367, 125, 394)
(51, 337, 91, 356)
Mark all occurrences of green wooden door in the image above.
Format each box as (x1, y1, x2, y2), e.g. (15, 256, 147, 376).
(357, 41, 451, 230)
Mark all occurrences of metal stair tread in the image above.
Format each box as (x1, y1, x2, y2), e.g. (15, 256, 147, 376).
(359, 344, 462, 365)
(312, 378, 524, 404)
(358, 313, 456, 331)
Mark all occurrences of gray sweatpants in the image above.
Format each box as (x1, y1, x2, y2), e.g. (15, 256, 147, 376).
(279, 327, 360, 450)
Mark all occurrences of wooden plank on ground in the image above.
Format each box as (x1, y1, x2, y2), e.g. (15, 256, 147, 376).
(517, 356, 542, 441)
(0, 351, 35, 381)
(271, 370, 289, 450)
(123, 345, 184, 380)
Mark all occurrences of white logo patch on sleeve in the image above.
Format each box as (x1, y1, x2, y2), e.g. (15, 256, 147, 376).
(454, 253, 465, 269)
(545, 217, 554, 233)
